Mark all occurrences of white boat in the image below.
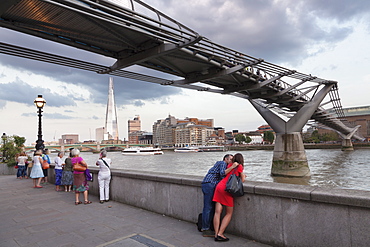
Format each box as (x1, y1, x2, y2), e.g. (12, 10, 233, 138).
(174, 147, 200, 153)
(198, 145, 225, 152)
(122, 147, 164, 155)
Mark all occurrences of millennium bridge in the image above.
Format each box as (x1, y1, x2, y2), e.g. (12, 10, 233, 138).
(0, 0, 364, 177)
(22, 143, 133, 153)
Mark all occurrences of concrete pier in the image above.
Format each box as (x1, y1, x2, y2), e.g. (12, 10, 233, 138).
(341, 138, 354, 151)
(271, 132, 311, 177)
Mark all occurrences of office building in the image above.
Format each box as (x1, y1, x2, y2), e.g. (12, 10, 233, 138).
(105, 77, 119, 140)
(59, 134, 79, 144)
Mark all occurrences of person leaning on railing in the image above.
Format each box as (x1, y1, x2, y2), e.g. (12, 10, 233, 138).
(96, 150, 112, 204)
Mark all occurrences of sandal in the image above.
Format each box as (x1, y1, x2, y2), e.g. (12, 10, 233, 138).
(99, 200, 104, 204)
(84, 200, 92, 205)
(75, 201, 82, 205)
(215, 235, 229, 242)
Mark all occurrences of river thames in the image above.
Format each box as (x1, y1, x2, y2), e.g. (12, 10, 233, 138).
(53, 148, 370, 191)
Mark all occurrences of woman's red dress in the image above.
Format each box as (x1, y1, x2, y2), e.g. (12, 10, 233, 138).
(213, 164, 243, 207)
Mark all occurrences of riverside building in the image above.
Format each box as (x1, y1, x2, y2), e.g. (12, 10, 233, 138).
(174, 122, 215, 147)
(128, 115, 141, 144)
(152, 115, 220, 147)
(152, 115, 177, 147)
(319, 105, 370, 141)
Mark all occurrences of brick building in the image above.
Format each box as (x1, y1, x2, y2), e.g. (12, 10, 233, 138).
(318, 105, 370, 141)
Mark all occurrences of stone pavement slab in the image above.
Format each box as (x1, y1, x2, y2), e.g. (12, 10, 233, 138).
(0, 176, 270, 247)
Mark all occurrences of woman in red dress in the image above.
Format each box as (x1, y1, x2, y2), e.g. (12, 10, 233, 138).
(212, 153, 246, 241)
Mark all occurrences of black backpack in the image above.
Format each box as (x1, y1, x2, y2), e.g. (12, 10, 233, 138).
(196, 213, 214, 232)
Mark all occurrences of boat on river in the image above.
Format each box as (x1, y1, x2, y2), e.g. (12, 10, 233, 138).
(174, 145, 225, 153)
(174, 147, 200, 153)
(198, 145, 225, 152)
(122, 147, 164, 155)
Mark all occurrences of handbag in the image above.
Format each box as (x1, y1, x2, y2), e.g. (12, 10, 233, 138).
(85, 168, 92, 181)
(225, 168, 244, 197)
(42, 160, 50, 169)
(14, 165, 19, 169)
(73, 162, 87, 172)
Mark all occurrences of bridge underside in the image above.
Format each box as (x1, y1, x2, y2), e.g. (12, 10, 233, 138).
(0, 0, 364, 177)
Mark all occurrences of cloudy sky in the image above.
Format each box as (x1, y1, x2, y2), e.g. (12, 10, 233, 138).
(1, 0, 370, 145)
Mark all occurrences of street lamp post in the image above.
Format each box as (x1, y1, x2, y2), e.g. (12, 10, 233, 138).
(34, 95, 46, 151)
(1, 133, 6, 162)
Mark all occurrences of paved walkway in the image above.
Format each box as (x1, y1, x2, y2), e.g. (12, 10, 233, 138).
(0, 175, 270, 247)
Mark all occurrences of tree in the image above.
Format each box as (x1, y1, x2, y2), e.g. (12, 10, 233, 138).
(303, 130, 339, 143)
(321, 132, 339, 142)
(234, 134, 246, 144)
(263, 131, 275, 144)
(0, 135, 26, 166)
(13, 136, 26, 148)
(245, 136, 252, 144)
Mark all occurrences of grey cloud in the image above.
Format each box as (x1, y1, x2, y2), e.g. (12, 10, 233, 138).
(148, 0, 367, 65)
(21, 113, 36, 117)
(91, 115, 99, 120)
(303, 0, 370, 22)
(21, 112, 74, 119)
(0, 78, 76, 107)
(44, 113, 75, 119)
(133, 100, 145, 107)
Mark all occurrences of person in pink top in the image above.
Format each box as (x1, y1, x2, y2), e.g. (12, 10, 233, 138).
(71, 149, 91, 205)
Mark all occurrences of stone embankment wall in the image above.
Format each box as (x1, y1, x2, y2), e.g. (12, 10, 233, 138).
(0, 163, 16, 175)
(8, 163, 369, 247)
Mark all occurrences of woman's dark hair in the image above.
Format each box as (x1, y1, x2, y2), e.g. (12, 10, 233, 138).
(232, 153, 244, 167)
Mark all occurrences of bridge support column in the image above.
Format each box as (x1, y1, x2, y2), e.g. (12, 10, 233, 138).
(341, 139, 353, 151)
(272, 132, 310, 177)
(338, 125, 360, 151)
(250, 84, 335, 177)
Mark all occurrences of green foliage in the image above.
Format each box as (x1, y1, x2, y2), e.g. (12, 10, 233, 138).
(303, 130, 339, 143)
(13, 136, 26, 147)
(263, 131, 275, 144)
(235, 134, 246, 144)
(245, 136, 252, 144)
(1, 135, 26, 166)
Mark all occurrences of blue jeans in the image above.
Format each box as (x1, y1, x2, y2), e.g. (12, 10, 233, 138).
(17, 166, 27, 177)
(201, 182, 216, 231)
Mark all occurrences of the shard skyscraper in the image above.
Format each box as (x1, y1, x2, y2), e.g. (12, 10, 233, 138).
(105, 77, 119, 140)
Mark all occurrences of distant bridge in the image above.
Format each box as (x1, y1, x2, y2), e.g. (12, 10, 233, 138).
(0, 0, 363, 177)
(23, 143, 148, 153)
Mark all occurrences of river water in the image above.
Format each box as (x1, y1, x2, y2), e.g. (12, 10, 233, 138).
(52, 149, 370, 191)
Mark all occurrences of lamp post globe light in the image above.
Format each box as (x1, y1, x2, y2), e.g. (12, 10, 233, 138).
(34, 95, 46, 151)
(1, 133, 6, 162)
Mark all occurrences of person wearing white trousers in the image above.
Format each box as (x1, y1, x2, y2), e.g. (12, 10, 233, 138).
(95, 150, 111, 204)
